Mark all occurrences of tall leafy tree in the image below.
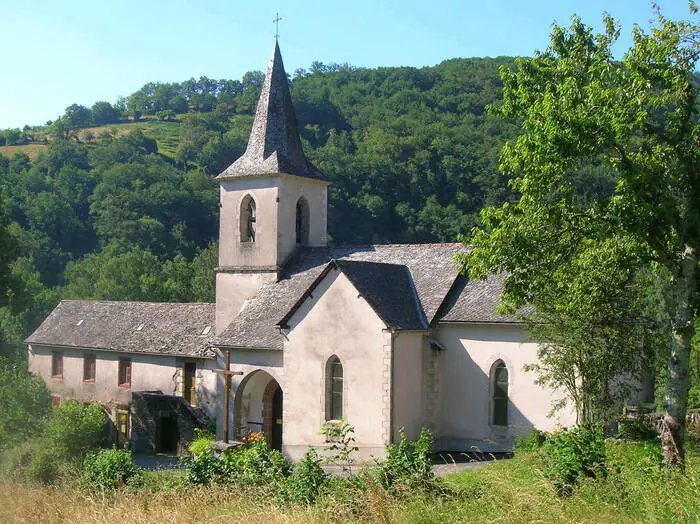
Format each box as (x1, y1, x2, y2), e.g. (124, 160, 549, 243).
(462, 9, 699, 466)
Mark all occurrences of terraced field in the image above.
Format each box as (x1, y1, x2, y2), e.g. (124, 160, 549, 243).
(0, 119, 182, 160)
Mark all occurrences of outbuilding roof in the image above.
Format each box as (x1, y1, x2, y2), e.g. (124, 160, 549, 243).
(26, 301, 216, 358)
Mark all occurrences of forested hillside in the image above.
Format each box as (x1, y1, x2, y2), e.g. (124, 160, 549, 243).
(0, 56, 521, 360)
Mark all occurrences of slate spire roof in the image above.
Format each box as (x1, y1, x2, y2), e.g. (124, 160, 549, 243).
(217, 41, 328, 182)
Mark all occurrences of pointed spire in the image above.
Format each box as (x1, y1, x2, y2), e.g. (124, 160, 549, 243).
(217, 41, 327, 182)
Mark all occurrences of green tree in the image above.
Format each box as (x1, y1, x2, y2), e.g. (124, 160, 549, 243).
(0, 366, 51, 450)
(62, 103, 92, 132)
(90, 101, 119, 125)
(462, 10, 699, 467)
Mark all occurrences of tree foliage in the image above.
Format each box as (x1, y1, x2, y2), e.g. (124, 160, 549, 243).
(462, 8, 699, 466)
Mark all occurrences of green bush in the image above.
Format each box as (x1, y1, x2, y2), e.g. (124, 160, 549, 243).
(376, 428, 435, 493)
(183, 447, 222, 485)
(542, 425, 607, 496)
(184, 439, 291, 487)
(81, 448, 142, 491)
(1, 401, 109, 485)
(43, 401, 109, 460)
(283, 448, 329, 505)
(0, 438, 75, 486)
(0, 368, 51, 450)
(617, 416, 657, 441)
(188, 428, 215, 457)
(514, 429, 547, 454)
(235, 439, 291, 485)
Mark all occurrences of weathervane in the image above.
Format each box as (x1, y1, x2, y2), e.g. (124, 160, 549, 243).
(273, 12, 282, 40)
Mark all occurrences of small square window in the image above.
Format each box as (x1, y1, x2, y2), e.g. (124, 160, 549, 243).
(118, 358, 132, 388)
(51, 351, 63, 378)
(83, 354, 96, 382)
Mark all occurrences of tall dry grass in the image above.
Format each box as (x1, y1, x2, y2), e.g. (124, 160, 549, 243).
(2, 441, 698, 523)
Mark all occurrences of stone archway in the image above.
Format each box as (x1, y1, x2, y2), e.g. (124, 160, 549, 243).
(233, 370, 282, 450)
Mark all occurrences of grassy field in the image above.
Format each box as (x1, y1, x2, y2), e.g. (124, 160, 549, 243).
(1, 441, 698, 523)
(0, 118, 182, 161)
(0, 143, 48, 160)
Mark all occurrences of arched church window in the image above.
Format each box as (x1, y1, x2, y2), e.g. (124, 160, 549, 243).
(296, 197, 310, 245)
(240, 195, 256, 243)
(492, 360, 508, 426)
(326, 355, 343, 420)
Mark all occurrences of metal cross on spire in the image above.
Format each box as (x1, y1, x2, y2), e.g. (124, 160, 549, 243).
(273, 12, 282, 40)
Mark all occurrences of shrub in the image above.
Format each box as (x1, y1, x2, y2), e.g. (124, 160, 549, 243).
(183, 447, 222, 485)
(514, 429, 547, 454)
(376, 428, 435, 493)
(188, 428, 215, 457)
(542, 425, 607, 496)
(0, 368, 51, 450)
(320, 420, 358, 474)
(184, 439, 291, 487)
(1, 438, 75, 486)
(43, 401, 109, 460)
(283, 448, 329, 505)
(236, 439, 291, 485)
(81, 448, 142, 491)
(617, 416, 657, 441)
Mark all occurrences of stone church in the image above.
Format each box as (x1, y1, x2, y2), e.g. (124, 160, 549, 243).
(27, 41, 575, 459)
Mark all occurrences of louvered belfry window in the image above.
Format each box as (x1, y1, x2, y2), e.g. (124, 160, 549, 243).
(326, 356, 343, 421)
(492, 361, 508, 426)
(240, 194, 256, 243)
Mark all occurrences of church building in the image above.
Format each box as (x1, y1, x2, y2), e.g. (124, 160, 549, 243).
(27, 41, 575, 459)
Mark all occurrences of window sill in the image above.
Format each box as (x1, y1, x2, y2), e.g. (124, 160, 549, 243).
(118, 384, 131, 389)
(83, 379, 95, 384)
(51, 375, 63, 379)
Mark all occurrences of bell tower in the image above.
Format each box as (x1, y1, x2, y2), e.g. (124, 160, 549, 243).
(215, 41, 330, 333)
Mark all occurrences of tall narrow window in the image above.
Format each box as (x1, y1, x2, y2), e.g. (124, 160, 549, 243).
(240, 194, 256, 243)
(51, 351, 63, 378)
(492, 361, 508, 426)
(296, 197, 310, 244)
(326, 356, 343, 420)
(83, 353, 96, 382)
(118, 358, 132, 388)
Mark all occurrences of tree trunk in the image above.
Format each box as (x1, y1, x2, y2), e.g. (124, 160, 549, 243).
(662, 245, 696, 468)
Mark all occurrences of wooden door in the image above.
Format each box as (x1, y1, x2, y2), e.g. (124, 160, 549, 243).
(271, 386, 283, 451)
(184, 362, 196, 405)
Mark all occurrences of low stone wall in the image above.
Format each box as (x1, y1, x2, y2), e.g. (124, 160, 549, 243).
(636, 409, 700, 437)
(130, 392, 210, 455)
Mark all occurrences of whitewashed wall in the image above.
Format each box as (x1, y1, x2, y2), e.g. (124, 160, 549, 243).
(281, 268, 391, 461)
(435, 324, 576, 452)
(27, 345, 218, 418)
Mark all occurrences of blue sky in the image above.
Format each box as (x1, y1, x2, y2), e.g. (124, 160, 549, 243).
(1, 0, 695, 128)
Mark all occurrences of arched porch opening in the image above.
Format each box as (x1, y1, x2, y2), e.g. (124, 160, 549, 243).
(233, 370, 283, 450)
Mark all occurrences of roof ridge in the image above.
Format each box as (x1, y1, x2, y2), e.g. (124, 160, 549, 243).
(305, 242, 464, 249)
(59, 300, 215, 306)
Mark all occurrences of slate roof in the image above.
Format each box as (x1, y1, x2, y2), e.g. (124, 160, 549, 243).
(439, 274, 524, 324)
(217, 41, 328, 182)
(213, 243, 464, 349)
(278, 260, 427, 331)
(26, 301, 216, 358)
